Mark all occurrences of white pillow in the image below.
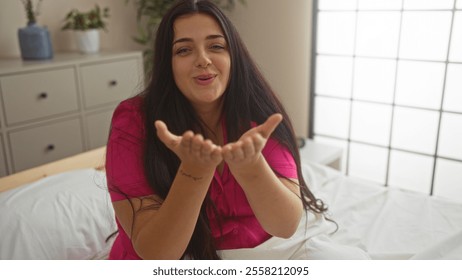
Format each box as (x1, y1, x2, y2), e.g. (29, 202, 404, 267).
(0, 169, 117, 260)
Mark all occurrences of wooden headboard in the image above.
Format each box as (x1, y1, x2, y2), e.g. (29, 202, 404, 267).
(0, 146, 106, 193)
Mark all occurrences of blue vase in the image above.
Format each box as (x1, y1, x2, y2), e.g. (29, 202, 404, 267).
(18, 22, 53, 60)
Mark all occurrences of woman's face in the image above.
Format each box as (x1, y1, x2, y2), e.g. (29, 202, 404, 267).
(172, 13, 231, 111)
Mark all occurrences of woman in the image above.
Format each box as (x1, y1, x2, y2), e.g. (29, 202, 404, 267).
(106, 0, 368, 260)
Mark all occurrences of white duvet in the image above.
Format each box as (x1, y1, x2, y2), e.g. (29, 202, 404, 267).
(302, 160, 462, 260)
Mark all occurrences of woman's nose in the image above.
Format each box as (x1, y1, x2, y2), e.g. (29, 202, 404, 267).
(195, 51, 211, 68)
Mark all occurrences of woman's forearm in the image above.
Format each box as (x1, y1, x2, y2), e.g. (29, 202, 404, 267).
(132, 163, 215, 259)
(229, 155, 303, 238)
(126, 121, 224, 259)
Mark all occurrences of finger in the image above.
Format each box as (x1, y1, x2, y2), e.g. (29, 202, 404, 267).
(242, 137, 255, 157)
(258, 113, 283, 139)
(231, 142, 245, 161)
(181, 131, 194, 152)
(222, 144, 234, 161)
(155, 120, 180, 148)
(211, 146, 223, 162)
(201, 139, 214, 157)
(191, 134, 204, 158)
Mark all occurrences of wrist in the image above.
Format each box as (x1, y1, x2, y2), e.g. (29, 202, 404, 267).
(179, 162, 216, 178)
(227, 154, 265, 178)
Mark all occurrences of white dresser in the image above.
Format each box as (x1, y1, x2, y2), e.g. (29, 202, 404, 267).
(0, 51, 144, 175)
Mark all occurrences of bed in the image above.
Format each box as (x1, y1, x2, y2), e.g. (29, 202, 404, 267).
(1, 145, 461, 260)
(0, 147, 116, 260)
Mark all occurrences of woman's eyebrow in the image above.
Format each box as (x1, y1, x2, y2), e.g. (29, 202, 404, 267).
(173, 34, 225, 45)
(206, 34, 225, 40)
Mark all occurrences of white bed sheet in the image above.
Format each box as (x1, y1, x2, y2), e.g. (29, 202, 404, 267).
(302, 160, 462, 260)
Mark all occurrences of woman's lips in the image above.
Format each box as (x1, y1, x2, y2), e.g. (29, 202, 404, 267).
(195, 74, 216, 86)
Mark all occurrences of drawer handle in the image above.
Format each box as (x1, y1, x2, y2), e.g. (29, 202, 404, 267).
(38, 92, 48, 99)
(46, 144, 55, 151)
(109, 80, 118, 86)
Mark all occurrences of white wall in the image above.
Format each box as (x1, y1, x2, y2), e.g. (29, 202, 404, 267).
(228, 0, 313, 137)
(0, 0, 313, 137)
(0, 0, 142, 56)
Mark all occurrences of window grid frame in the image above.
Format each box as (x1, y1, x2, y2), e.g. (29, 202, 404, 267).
(310, 0, 461, 196)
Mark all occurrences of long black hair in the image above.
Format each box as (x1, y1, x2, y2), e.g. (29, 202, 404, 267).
(139, 0, 329, 259)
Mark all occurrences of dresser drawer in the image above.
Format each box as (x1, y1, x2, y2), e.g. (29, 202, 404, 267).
(80, 58, 141, 108)
(0, 67, 79, 125)
(86, 109, 114, 149)
(9, 119, 84, 172)
(0, 137, 7, 176)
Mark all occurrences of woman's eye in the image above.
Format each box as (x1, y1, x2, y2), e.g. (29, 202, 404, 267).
(210, 44, 225, 51)
(175, 48, 190, 55)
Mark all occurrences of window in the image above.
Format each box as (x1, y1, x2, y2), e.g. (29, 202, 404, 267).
(310, 0, 462, 200)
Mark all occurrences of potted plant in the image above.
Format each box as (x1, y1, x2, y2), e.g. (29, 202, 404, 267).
(61, 5, 110, 54)
(18, 0, 53, 60)
(126, 0, 245, 74)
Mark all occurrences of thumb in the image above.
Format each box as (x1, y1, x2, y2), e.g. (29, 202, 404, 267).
(258, 113, 283, 139)
(155, 120, 180, 149)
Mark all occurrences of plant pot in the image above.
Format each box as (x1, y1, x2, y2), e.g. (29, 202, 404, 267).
(75, 29, 100, 54)
(18, 22, 53, 60)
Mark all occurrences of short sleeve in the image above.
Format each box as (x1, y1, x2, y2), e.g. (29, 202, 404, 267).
(105, 97, 155, 201)
(262, 138, 298, 179)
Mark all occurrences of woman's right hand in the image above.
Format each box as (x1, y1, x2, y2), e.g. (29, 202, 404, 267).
(155, 120, 223, 169)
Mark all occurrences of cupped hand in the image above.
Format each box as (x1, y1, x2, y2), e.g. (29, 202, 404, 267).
(155, 120, 223, 169)
(222, 113, 283, 170)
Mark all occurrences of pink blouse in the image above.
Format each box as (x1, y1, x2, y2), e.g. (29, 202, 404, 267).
(106, 97, 298, 259)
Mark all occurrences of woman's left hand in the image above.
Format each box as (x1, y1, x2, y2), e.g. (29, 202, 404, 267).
(222, 113, 283, 170)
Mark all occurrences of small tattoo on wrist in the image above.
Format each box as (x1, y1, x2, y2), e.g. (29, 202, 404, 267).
(180, 169, 203, 181)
